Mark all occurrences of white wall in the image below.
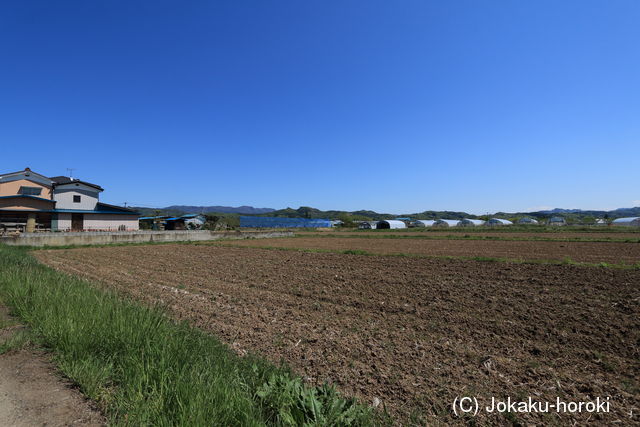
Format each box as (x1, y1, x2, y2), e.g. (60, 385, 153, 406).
(53, 213, 138, 231)
(83, 214, 139, 231)
(54, 184, 99, 210)
(56, 213, 72, 231)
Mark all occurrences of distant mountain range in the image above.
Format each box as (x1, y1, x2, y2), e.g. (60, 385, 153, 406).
(534, 207, 640, 217)
(131, 205, 640, 221)
(132, 205, 275, 217)
(164, 205, 275, 214)
(262, 206, 640, 221)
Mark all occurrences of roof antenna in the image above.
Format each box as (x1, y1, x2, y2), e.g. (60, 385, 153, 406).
(66, 168, 75, 180)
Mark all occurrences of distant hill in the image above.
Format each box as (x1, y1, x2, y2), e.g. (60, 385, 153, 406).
(258, 206, 640, 222)
(131, 205, 275, 217)
(525, 207, 640, 218)
(131, 204, 640, 222)
(164, 205, 275, 214)
(257, 207, 478, 221)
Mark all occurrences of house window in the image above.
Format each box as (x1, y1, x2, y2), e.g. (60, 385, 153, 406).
(73, 195, 81, 203)
(19, 186, 42, 196)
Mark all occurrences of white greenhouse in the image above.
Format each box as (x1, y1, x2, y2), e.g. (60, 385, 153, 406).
(517, 217, 539, 225)
(413, 220, 436, 227)
(611, 217, 640, 227)
(358, 221, 378, 229)
(485, 218, 513, 226)
(548, 217, 566, 226)
(458, 219, 485, 227)
(376, 220, 407, 229)
(433, 219, 460, 227)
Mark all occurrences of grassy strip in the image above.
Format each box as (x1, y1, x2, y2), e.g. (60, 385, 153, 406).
(210, 242, 640, 270)
(293, 233, 640, 243)
(0, 245, 376, 426)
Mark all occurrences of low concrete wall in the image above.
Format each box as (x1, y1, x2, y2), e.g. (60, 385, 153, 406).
(0, 230, 294, 247)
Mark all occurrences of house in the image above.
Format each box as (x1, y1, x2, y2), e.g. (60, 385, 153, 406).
(0, 168, 139, 232)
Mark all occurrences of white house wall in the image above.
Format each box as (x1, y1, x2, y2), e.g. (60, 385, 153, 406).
(83, 214, 139, 231)
(54, 187, 99, 210)
(56, 213, 72, 230)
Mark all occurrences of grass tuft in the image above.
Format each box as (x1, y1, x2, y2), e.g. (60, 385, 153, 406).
(0, 329, 33, 354)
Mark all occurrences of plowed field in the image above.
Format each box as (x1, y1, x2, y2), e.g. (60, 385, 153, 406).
(35, 245, 640, 425)
(298, 231, 640, 241)
(217, 237, 640, 264)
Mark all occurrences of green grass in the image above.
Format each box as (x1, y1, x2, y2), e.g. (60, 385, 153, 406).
(0, 245, 376, 426)
(0, 328, 34, 354)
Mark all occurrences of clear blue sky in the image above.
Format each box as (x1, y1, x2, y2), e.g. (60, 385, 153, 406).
(1, 1, 638, 214)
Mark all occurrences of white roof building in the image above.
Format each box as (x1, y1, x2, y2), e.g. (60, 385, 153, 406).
(433, 219, 461, 227)
(358, 221, 378, 229)
(376, 220, 407, 229)
(611, 217, 640, 227)
(458, 219, 485, 227)
(517, 217, 539, 225)
(485, 218, 513, 226)
(548, 216, 567, 225)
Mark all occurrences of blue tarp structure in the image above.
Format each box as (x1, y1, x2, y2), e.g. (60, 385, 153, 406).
(240, 216, 332, 228)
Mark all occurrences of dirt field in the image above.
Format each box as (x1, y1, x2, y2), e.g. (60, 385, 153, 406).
(0, 305, 105, 427)
(36, 245, 640, 425)
(217, 236, 640, 265)
(299, 231, 640, 241)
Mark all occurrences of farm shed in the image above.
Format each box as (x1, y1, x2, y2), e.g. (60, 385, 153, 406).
(485, 218, 513, 226)
(240, 216, 332, 228)
(458, 219, 485, 227)
(611, 217, 640, 227)
(358, 221, 378, 229)
(517, 217, 539, 225)
(548, 217, 567, 226)
(433, 219, 460, 227)
(413, 220, 435, 227)
(376, 220, 407, 229)
(139, 216, 169, 230)
(165, 214, 206, 230)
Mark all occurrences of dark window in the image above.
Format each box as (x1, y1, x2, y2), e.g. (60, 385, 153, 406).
(73, 195, 81, 203)
(19, 186, 42, 196)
